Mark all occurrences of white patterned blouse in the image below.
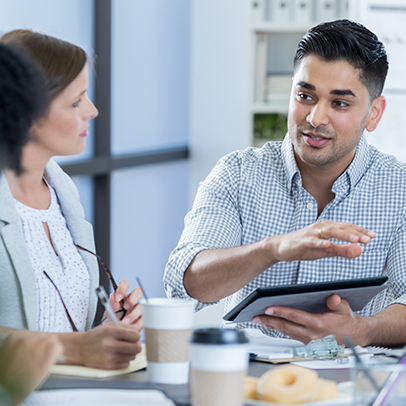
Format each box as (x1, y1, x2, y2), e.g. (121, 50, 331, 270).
(14, 179, 90, 332)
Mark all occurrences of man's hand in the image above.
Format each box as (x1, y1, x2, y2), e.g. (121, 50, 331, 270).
(0, 331, 63, 405)
(103, 280, 143, 331)
(270, 220, 376, 263)
(75, 323, 142, 370)
(252, 294, 368, 345)
(184, 220, 375, 303)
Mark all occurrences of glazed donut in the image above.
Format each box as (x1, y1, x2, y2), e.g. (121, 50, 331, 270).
(244, 376, 259, 400)
(315, 378, 339, 401)
(256, 365, 319, 404)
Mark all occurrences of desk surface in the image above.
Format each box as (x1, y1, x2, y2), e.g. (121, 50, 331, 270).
(41, 361, 352, 406)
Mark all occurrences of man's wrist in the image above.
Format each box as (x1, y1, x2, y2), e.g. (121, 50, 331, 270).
(353, 313, 376, 347)
(262, 235, 280, 266)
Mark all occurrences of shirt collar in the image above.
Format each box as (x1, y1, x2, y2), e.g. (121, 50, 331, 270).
(281, 133, 370, 195)
(339, 133, 370, 191)
(281, 133, 300, 193)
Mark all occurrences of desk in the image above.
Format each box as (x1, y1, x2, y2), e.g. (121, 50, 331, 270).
(41, 361, 352, 406)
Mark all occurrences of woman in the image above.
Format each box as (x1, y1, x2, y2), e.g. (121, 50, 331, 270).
(0, 30, 143, 370)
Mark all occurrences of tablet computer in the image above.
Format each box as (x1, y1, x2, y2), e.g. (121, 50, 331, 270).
(223, 276, 388, 323)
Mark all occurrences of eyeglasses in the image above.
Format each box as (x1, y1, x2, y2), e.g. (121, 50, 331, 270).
(43, 245, 127, 332)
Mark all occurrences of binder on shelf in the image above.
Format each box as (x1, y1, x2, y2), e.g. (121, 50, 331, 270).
(254, 33, 269, 103)
(265, 74, 292, 104)
(292, 0, 313, 24)
(266, 0, 291, 23)
(316, 0, 338, 22)
(337, 0, 349, 19)
(251, 0, 266, 25)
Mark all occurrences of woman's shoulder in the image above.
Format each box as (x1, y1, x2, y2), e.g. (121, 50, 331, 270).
(44, 159, 77, 191)
(44, 159, 83, 216)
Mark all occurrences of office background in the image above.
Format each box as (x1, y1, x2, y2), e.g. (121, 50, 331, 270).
(1, 0, 405, 325)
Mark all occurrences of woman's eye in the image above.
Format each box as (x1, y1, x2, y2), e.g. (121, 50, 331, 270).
(72, 98, 82, 108)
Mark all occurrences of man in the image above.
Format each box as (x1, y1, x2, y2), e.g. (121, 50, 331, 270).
(164, 19, 406, 346)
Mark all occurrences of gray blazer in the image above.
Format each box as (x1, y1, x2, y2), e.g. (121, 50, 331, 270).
(0, 159, 99, 331)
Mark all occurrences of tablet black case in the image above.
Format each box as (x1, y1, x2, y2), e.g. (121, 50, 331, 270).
(223, 276, 388, 323)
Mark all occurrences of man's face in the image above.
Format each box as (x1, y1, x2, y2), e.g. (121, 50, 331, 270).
(288, 55, 378, 174)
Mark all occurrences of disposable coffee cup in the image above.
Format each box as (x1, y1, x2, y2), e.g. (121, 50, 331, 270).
(189, 328, 249, 406)
(141, 297, 195, 384)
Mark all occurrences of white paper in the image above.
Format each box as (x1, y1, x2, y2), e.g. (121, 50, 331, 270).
(50, 344, 147, 378)
(20, 389, 176, 406)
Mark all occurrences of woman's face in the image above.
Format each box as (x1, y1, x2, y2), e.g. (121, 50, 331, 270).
(30, 65, 98, 157)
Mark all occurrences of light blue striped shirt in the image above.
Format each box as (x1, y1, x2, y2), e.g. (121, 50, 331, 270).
(164, 134, 406, 337)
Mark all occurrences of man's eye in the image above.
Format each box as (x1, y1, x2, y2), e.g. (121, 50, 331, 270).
(298, 93, 312, 101)
(334, 100, 349, 108)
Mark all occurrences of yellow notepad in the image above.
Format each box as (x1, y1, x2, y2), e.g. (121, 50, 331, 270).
(50, 344, 147, 378)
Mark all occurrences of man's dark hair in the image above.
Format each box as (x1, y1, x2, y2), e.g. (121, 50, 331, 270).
(293, 19, 388, 100)
(0, 43, 48, 173)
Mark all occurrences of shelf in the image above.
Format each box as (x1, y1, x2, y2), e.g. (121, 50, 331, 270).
(251, 23, 313, 33)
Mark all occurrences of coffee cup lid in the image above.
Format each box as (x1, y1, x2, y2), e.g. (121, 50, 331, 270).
(189, 328, 249, 345)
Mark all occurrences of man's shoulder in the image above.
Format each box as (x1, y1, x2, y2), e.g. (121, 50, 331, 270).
(219, 141, 283, 168)
(369, 145, 406, 175)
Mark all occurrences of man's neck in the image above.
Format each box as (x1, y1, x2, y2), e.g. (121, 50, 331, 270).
(298, 162, 345, 217)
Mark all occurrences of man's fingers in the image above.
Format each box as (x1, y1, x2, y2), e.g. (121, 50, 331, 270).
(253, 314, 316, 343)
(326, 294, 342, 310)
(315, 221, 375, 245)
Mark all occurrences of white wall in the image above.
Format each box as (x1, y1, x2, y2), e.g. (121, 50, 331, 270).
(189, 0, 252, 204)
(111, 0, 190, 155)
(110, 0, 191, 296)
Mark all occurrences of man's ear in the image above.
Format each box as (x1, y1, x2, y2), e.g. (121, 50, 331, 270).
(366, 95, 386, 132)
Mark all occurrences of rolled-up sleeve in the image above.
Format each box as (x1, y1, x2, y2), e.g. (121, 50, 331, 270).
(163, 154, 243, 310)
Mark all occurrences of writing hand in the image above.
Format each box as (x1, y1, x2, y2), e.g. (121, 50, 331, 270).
(78, 323, 142, 370)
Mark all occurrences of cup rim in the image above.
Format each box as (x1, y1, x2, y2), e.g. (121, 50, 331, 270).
(140, 297, 196, 308)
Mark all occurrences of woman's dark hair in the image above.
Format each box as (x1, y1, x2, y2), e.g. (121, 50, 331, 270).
(0, 43, 48, 173)
(293, 19, 388, 100)
(0, 29, 87, 101)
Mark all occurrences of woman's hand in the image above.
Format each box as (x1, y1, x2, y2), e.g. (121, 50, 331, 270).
(75, 324, 142, 370)
(103, 280, 143, 331)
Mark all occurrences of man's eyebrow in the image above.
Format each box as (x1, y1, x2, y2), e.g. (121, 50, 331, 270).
(296, 81, 315, 91)
(296, 81, 356, 97)
(330, 89, 356, 97)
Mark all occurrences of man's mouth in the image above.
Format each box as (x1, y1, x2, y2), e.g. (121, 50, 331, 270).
(302, 132, 330, 147)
